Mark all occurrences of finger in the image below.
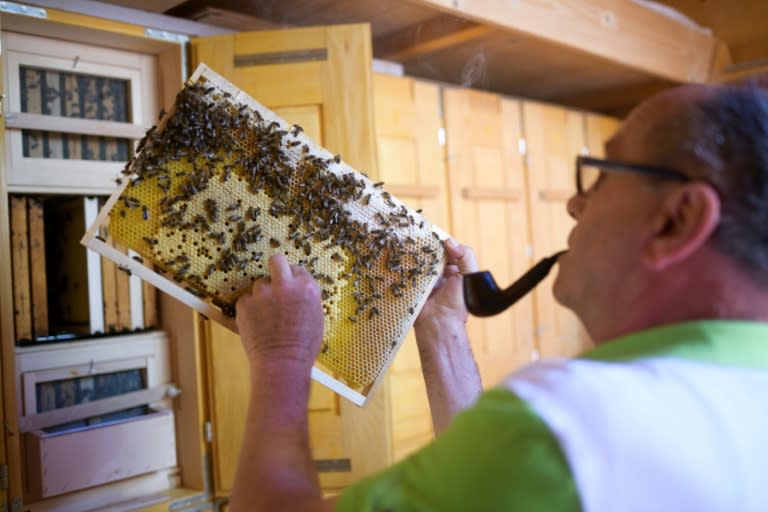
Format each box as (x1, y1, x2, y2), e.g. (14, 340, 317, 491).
(444, 263, 461, 277)
(445, 240, 479, 274)
(267, 253, 292, 285)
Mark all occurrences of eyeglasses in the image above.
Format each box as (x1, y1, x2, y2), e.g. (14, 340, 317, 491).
(576, 155, 691, 196)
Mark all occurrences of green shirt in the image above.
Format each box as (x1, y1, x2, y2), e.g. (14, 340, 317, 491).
(336, 320, 768, 511)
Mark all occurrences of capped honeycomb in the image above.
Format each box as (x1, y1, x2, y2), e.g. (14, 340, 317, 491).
(106, 65, 444, 391)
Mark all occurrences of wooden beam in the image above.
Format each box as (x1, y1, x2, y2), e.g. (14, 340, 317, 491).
(406, 0, 722, 83)
(560, 81, 672, 117)
(5, 112, 148, 139)
(375, 15, 494, 61)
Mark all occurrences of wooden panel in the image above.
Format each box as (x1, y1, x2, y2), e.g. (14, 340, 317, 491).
(142, 278, 158, 328)
(192, 24, 385, 496)
(522, 101, 590, 359)
(27, 198, 48, 338)
(5, 112, 148, 138)
(10, 196, 32, 342)
(444, 88, 536, 386)
(114, 242, 132, 330)
(101, 234, 119, 333)
(24, 409, 177, 500)
(373, 73, 452, 460)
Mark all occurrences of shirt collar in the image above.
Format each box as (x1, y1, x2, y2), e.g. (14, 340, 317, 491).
(580, 320, 768, 371)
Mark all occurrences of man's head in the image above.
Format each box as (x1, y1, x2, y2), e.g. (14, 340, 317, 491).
(553, 83, 768, 342)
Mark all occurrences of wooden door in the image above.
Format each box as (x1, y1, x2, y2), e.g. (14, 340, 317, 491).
(372, 73, 449, 460)
(444, 88, 537, 387)
(190, 25, 388, 497)
(522, 102, 591, 359)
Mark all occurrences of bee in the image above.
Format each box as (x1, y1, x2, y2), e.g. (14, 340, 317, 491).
(348, 315, 357, 323)
(361, 193, 371, 206)
(291, 124, 304, 136)
(142, 205, 149, 220)
(373, 181, 384, 188)
(118, 265, 132, 276)
(321, 344, 329, 354)
(270, 238, 281, 248)
(332, 154, 341, 164)
(132, 255, 144, 263)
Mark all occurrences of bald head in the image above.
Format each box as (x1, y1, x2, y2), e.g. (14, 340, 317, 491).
(612, 83, 768, 283)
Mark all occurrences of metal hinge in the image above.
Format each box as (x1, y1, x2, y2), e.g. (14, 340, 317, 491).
(144, 28, 190, 44)
(518, 137, 527, 156)
(0, 464, 7, 489)
(0, 1, 46, 18)
(437, 127, 446, 146)
(204, 421, 213, 443)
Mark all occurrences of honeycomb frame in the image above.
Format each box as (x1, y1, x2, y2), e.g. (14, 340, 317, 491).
(81, 64, 446, 406)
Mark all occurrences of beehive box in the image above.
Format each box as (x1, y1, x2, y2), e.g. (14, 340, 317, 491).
(81, 64, 445, 406)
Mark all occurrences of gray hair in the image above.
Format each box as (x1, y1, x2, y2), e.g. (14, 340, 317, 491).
(646, 83, 768, 279)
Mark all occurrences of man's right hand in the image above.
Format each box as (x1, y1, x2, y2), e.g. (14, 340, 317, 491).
(416, 239, 479, 328)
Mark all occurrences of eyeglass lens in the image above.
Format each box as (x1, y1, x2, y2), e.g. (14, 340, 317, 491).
(579, 164, 602, 194)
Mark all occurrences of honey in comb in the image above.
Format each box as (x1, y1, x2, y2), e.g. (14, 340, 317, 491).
(108, 74, 444, 389)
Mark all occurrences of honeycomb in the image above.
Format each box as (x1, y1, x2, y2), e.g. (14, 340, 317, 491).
(107, 69, 444, 390)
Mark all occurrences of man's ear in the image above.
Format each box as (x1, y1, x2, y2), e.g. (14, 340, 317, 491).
(644, 183, 721, 270)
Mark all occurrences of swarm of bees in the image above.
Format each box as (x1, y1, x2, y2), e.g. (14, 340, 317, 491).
(107, 72, 443, 388)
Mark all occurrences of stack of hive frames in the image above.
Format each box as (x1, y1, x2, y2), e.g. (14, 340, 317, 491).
(82, 64, 445, 405)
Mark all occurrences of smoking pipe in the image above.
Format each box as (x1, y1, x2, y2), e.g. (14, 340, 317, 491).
(462, 251, 566, 317)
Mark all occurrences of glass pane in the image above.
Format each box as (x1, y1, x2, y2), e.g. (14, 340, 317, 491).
(35, 368, 146, 413)
(22, 129, 131, 161)
(19, 66, 131, 122)
(35, 368, 148, 432)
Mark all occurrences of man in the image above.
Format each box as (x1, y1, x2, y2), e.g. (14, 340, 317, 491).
(231, 83, 768, 511)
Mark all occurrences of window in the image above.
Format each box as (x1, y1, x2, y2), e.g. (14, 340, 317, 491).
(3, 32, 157, 194)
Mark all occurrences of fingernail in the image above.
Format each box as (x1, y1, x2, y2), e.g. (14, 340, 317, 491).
(446, 239, 458, 248)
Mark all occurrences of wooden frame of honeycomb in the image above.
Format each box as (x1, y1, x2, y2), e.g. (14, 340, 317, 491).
(81, 64, 446, 406)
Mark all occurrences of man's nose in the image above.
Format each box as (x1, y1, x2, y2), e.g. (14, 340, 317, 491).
(566, 193, 584, 220)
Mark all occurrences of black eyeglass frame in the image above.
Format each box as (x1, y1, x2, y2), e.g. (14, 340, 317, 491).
(575, 155, 691, 195)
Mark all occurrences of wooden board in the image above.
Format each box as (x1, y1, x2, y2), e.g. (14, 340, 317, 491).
(443, 87, 537, 386)
(27, 197, 48, 338)
(100, 233, 120, 333)
(10, 196, 32, 342)
(372, 72, 453, 460)
(522, 101, 591, 358)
